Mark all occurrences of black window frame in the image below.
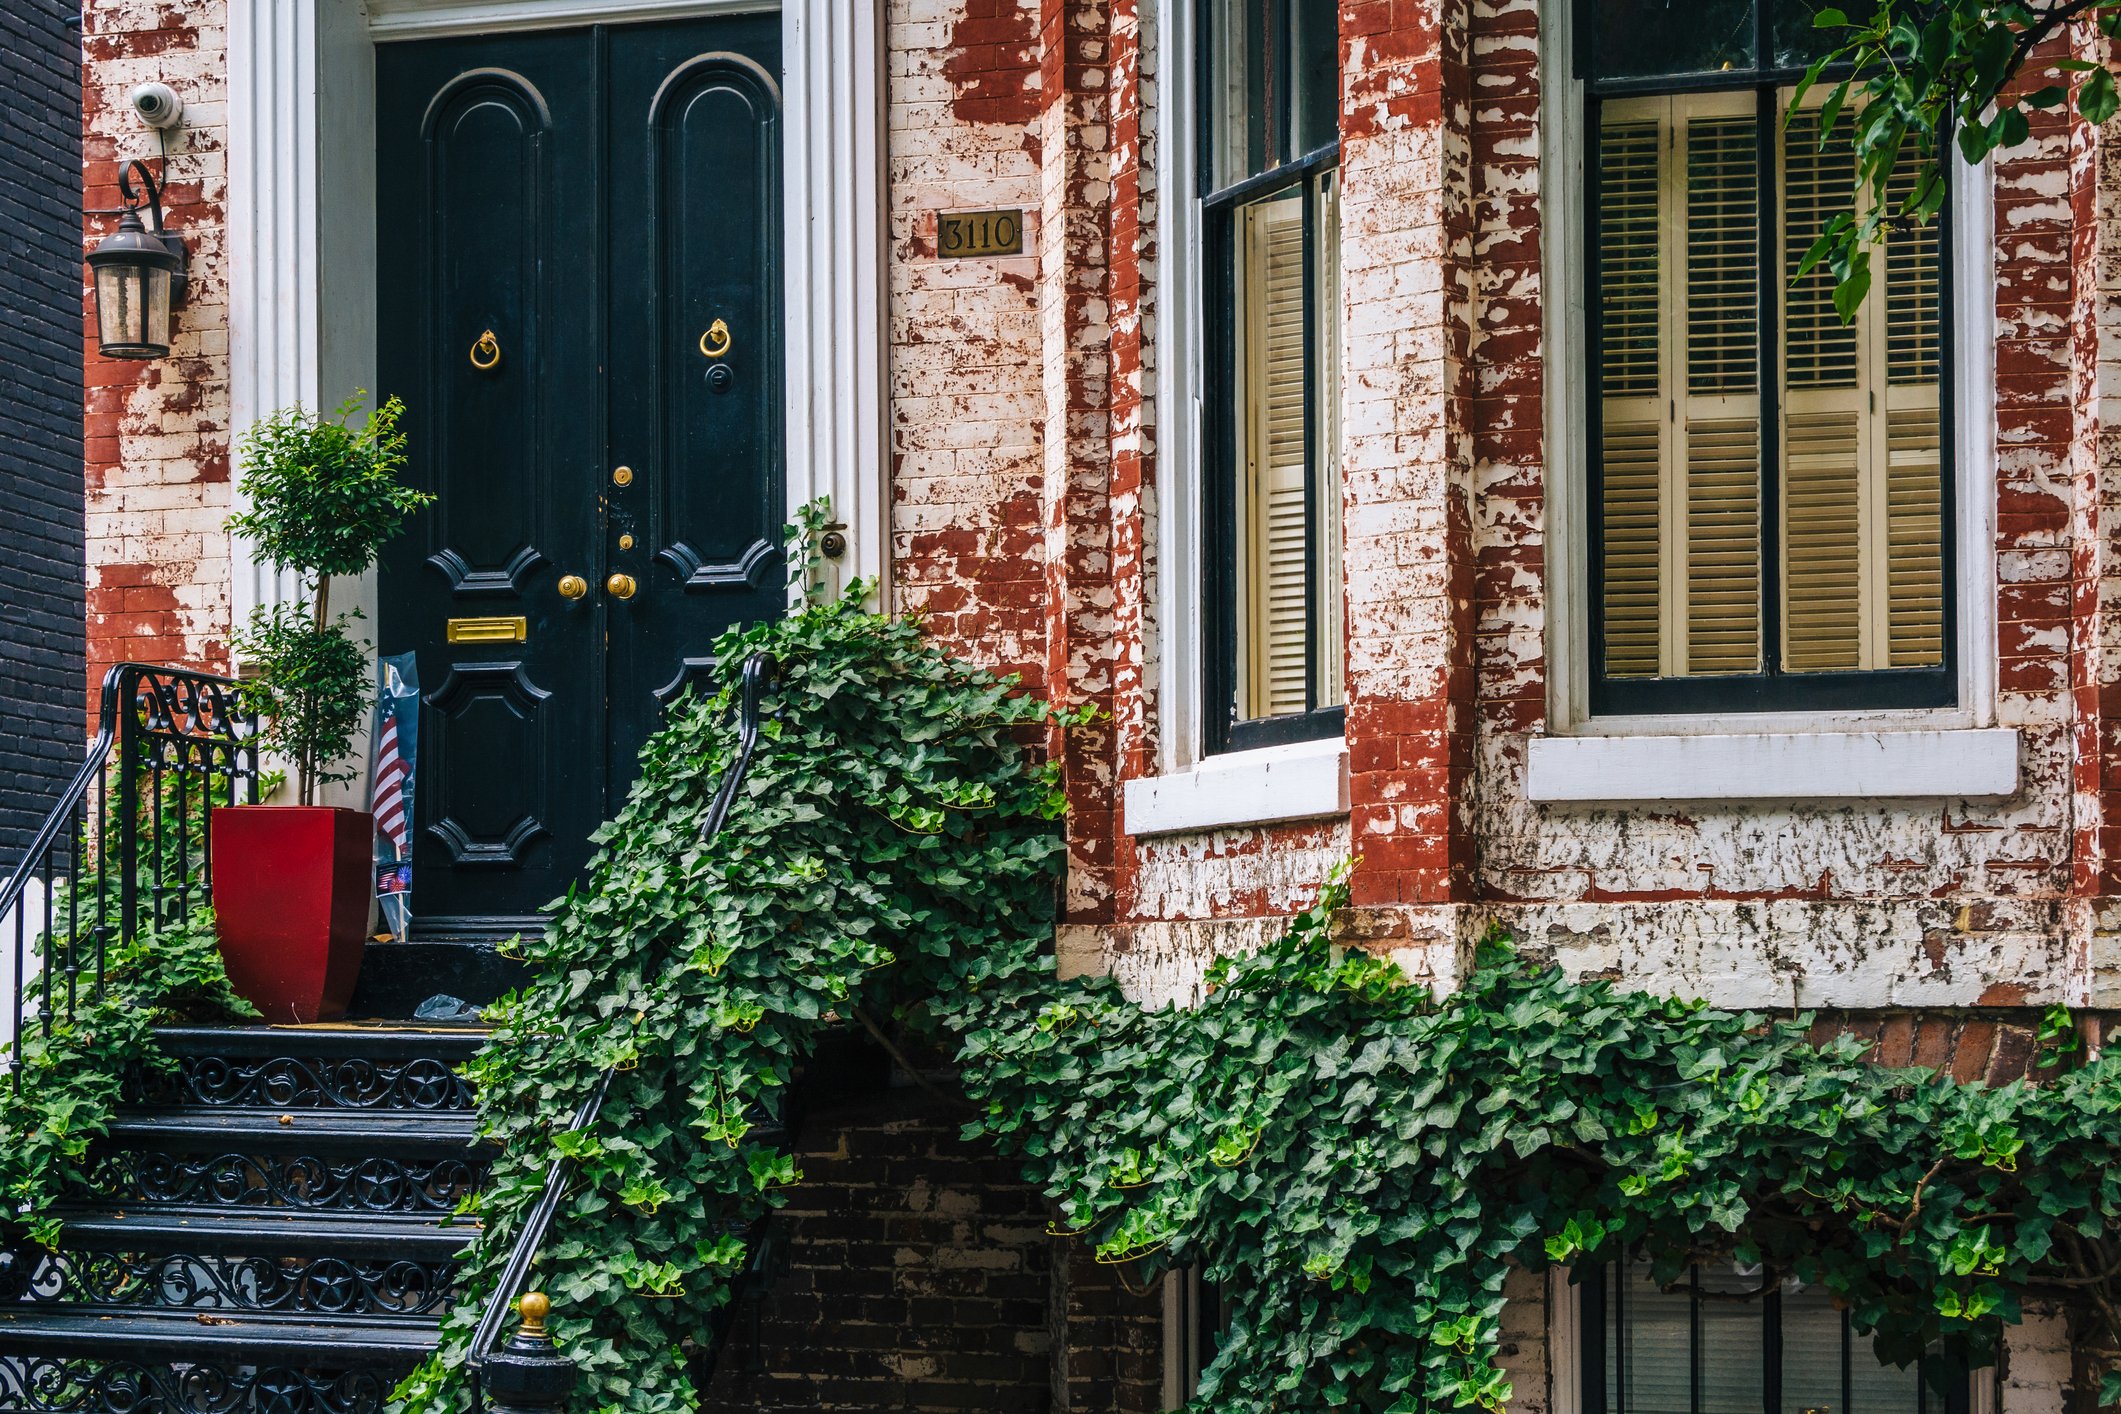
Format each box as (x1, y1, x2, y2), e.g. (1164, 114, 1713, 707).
(1199, 0, 1346, 757)
(1579, 4, 1959, 718)
(1580, 1261, 1975, 1414)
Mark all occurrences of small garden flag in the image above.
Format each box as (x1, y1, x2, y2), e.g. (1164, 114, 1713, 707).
(372, 653, 420, 942)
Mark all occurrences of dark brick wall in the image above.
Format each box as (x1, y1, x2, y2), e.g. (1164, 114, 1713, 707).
(0, 0, 84, 857)
(700, 1084, 1163, 1413)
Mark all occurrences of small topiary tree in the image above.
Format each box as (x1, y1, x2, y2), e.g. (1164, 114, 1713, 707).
(227, 394, 431, 804)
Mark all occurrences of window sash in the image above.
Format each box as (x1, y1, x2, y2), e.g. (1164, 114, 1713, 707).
(1585, 83, 1956, 717)
(1204, 154, 1345, 754)
(1579, 1261, 1972, 1414)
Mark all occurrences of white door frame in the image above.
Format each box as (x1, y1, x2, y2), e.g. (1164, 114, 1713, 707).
(225, 0, 889, 626)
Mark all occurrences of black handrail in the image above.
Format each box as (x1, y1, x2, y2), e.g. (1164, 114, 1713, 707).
(2, 663, 257, 1092)
(470, 652, 775, 1405)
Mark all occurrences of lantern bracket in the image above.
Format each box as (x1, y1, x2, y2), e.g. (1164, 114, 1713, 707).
(117, 159, 188, 306)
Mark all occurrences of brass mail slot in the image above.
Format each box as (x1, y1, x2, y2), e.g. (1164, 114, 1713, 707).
(446, 616, 528, 644)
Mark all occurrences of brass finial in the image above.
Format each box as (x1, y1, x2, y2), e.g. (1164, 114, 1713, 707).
(518, 1291, 551, 1337)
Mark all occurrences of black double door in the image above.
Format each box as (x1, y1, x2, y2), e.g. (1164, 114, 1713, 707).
(376, 17, 783, 938)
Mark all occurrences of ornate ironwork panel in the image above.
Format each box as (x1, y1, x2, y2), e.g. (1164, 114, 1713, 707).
(83, 1152, 485, 1215)
(133, 1054, 475, 1112)
(0, 1359, 397, 1414)
(0, 1250, 453, 1316)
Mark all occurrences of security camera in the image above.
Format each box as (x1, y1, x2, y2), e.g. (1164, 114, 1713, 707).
(130, 83, 184, 131)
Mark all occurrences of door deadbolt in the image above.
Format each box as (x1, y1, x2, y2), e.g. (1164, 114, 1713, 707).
(557, 574, 588, 600)
(606, 572, 638, 601)
(612, 465, 634, 487)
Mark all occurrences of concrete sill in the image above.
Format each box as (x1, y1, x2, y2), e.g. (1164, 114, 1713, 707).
(1123, 737, 1349, 836)
(1525, 728, 2021, 805)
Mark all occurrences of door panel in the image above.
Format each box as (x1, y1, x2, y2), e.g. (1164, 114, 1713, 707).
(376, 18, 783, 937)
(606, 21, 785, 784)
(377, 36, 604, 937)
(425, 78, 552, 597)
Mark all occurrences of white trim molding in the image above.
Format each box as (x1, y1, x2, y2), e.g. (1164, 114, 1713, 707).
(1537, 0, 2000, 740)
(226, 0, 890, 609)
(368, 0, 773, 39)
(1525, 727, 2020, 805)
(782, 0, 890, 595)
(1152, 0, 1205, 776)
(1123, 736, 1349, 836)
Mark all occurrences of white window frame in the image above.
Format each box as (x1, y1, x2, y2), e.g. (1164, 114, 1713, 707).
(1539, 1, 2000, 745)
(1127, 0, 1352, 837)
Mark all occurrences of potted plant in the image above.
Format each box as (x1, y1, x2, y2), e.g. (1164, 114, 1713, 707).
(212, 394, 431, 1023)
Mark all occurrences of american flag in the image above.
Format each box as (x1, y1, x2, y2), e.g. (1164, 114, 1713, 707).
(372, 710, 410, 858)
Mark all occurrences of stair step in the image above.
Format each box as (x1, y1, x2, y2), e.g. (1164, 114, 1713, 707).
(45, 1207, 477, 1260)
(103, 1108, 486, 1155)
(151, 1024, 489, 1061)
(0, 1306, 437, 1362)
(82, 1114, 488, 1215)
(138, 1026, 485, 1113)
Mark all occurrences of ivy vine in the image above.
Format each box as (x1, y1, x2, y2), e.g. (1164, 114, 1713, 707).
(0, 543, 2113, 1409)
(1, 904, 255, 1253)
(972, 887, 2121, 1409)
(398, 532, 1083, 1413)
(386, 519, 2121, 1412)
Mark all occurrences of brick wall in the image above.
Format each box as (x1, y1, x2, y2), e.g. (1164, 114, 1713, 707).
(699, 1084, 1162, 1413)
(81, 0, 232, 704)
(0, 0, 84, 853)
(1010, 0, 2121, 1026)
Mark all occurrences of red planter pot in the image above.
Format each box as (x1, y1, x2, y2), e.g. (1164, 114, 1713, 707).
(209, 805, 373, 1024)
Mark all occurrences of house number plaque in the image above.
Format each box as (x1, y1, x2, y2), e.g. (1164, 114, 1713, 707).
(938, 209, 1024, 258)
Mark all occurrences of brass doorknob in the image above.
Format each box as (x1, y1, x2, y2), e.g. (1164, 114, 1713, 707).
(606, 572, 638, 601)
(557, 574, 588, 600)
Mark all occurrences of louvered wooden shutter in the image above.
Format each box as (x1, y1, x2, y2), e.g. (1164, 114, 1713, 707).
(1243, 198, 1312, 718)
(1882, 157, 1944, 668)
(1597, 96, 1762, 680)
(1598, 115, 1665, 678)
(1781, 105, 1866, 672)
(1778, 103, 1944, 673)
(1313, 175, 1345, 709)
(1682, 115, 1763, 675)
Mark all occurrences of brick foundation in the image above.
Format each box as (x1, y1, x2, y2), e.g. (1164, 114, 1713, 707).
(699, 1084, 1162, 1414)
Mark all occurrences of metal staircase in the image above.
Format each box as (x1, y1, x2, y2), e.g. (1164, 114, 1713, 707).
(0, 654, 782, 1412)
(0, 1024, 489, 1413)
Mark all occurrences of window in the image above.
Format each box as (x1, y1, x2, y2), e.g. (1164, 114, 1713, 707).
(1201, 0, 1345, 754)
(1169, 1267, 1224, 1404)
(1582, 1, 1954, 716)
(1582, 1262, 1971, 1414)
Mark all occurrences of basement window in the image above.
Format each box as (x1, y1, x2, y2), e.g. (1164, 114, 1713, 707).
(1581, 1, 1956, 717)
(1200, 0, 1345, 754)
(1581, 1262, 1972, 1414)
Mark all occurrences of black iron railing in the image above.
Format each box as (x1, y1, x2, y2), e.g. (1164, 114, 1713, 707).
(1, 663, 258, 1092)
(470, 652, 775, 1407)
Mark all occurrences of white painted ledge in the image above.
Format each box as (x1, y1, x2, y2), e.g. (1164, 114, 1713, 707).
(1525, 728, 2021, 805)
(367, 0, 776, 38)
(1123, 737, 1350, 836)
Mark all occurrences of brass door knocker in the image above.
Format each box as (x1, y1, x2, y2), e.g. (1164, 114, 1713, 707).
(698, 319, 732, 359)
(469, 328, 502, 371)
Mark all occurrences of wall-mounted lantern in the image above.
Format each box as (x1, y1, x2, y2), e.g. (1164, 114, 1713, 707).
(88, 159, 188, 361)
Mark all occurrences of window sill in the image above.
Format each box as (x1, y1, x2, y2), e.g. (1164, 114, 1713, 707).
(1524, 728, 2020, 805)
(1124, 737, 1350, 836)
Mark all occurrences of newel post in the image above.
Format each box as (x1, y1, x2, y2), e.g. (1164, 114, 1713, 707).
(482, 1293, 580, 1414)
